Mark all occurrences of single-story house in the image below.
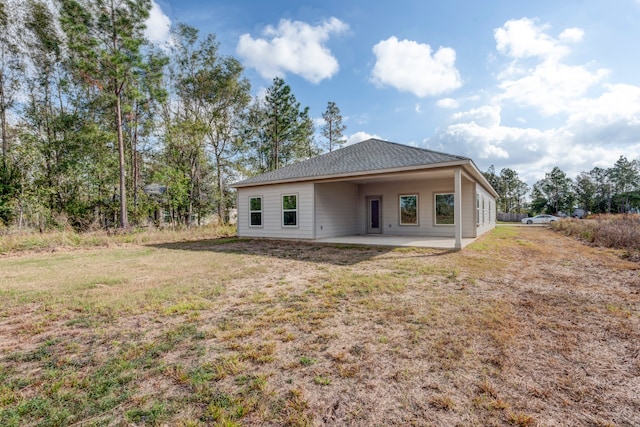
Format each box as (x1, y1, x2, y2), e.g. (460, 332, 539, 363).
(230, 138, 498, 249)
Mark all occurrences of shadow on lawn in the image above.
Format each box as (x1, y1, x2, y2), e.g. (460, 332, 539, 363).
(147, 237, 456, 266)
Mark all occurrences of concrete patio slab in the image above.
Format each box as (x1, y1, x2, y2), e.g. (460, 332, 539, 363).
(315, 235, 476, 249)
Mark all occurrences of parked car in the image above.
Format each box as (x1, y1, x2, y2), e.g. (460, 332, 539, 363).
(521, 214, 559, 224)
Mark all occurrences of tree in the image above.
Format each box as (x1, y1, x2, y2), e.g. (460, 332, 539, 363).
(321, 101, 346, 152)
(482, 165, 528, 213)
(483, 165, 503, 207)
(123, 49, 167, 224)
(589, 167, 612, 213)
(573, 172, 596, 215)
(0, 0, 24, 163)
(59, 0, 155, 229)
(154, 118, 212, 226)
(172, 24, 250, 222)
(499, 168, 529, 213)
(534, 167, 574, 214)
(529, 182, 549, 215)
(0, 145, 19, 225)
(22, 0, 85, 227)
(609, 155, 639, 212)
(244, 77, 316, 173)
(157, 23, 250, 226)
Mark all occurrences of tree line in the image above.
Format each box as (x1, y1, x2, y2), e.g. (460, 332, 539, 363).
(484, 155, 640, 216)
(0, 0, 347, 231)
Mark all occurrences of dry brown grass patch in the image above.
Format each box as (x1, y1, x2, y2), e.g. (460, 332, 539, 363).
(1, 226, 639, 426)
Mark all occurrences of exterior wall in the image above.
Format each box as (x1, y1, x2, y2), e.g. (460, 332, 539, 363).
(356, 178, 474, 238)
(314, 182, 358, 238)
(475, 184, 496, 236)
(237, 182, 314, 239)
(461, 179, 476, 238)
(355, 177, 484, 238)
(236, 173, 496, 240)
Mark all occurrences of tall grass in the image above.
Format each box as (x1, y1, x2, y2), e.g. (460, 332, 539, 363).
(0, 224, 237, 254)
(551, 214, 640, 253)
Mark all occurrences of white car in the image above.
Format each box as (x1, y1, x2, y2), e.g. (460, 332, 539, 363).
(521, 214, 559, 224)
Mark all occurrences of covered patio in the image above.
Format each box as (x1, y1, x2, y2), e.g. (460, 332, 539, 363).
(315, 234, 476, 249)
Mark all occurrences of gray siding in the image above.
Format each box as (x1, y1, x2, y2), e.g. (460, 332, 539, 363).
(356, 177, 483, 238)
(237, 183, 314, 239)
(314, 182, 358, 238)
(475, 184, 496, 236)
(462, 179, 476, 238)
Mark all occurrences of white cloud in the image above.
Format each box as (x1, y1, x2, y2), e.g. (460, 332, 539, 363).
(430, 105, 520, 160)
(567, 83, 640, 127)
(236, 17, 348, 84)
(494, 18, 562, 59)
(497, 59, 609, 115)
(370, 36, 462, 97)
(559, 27, 584, 43)
(494, 18, 609, 115)
(428, 98, 640, 185)
(436, 98, 459, 109)
(565, 84, 640, 144)
(345, 131, 381, 146)
(144, 1, 171, 46)
(313, 117, 326, 127)
(415, 103, 422, 113)
(424, 17, 640, 186)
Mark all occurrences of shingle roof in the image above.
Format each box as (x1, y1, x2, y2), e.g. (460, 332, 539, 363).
(231, 138, 470, 187)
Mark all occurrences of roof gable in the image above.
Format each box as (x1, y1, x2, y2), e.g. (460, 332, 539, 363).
(232, 139, 469, 187)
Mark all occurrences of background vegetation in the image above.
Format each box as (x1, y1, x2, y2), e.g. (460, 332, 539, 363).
(0, 0, 347, 232)
(484, 156, 640, 217)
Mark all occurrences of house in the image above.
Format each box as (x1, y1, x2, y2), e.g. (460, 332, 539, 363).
(230, 138, 498, 249)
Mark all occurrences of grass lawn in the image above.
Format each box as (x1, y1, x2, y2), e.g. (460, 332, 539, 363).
(0, 227, 639, 426)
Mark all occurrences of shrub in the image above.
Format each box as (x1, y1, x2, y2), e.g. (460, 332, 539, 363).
(551, 215, 640, 253)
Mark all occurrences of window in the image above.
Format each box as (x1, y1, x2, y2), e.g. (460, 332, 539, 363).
(282, 194, 297, 227)
(249, 196, 262, 227)
(482, 197, 487, 224)
(476, 194, 480, 226)
(399, 194, 418, 225)
(435, 193, 455, 225)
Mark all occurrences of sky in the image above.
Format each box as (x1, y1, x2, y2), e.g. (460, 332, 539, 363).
(146, 0, 640, 186)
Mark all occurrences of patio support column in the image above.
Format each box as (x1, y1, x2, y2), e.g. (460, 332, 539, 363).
(454, 167, 462, 249)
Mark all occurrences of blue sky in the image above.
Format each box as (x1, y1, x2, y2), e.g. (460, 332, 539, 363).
(147, 0, 640, 186)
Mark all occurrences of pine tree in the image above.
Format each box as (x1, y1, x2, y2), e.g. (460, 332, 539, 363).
(536, 167, 574, 214)
(244, 77, 315, 173)
(574, 172, 596, 214)
(610, 155, 639, 212)
(0, 0, 23, 162)
(321, 101, 346, 152)
(58, 0, 156, 229)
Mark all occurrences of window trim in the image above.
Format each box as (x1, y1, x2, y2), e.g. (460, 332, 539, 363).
(398, 194, 419, 226)
(281, 193, 298, 228)
(434, 192, 455, 226)
(249, 196, 263, 228)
